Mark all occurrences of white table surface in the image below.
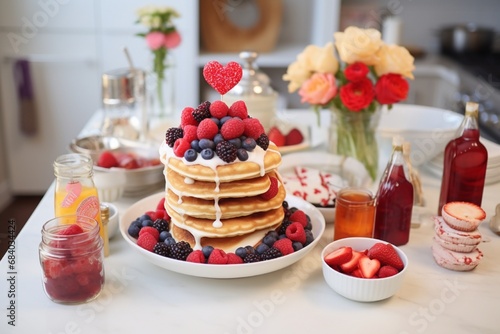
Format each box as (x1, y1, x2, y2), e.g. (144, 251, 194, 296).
(2, 111, 500, 334)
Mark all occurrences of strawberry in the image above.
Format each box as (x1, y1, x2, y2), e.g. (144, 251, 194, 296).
(97, 151, 119, 168)
(209, 100, 229, 119)
(273, 238, 294, 256)
(378, 265, 399, 278)
(208, 248, 229, 264)
(58, 224, 84, 235)
(228, 100, 248, 119)
(138, 226, 160, 241)
(367, 243, 404, 270)
(243, 118, 265, 139)
(186, 250, 206, 263)
(260, 176, 278, 200)
(221, 118, 245, 140)
(340, 250, 364, 273)
(358, 256, 380, 278)
(137, 233, 157, 252)
(350, 268, 363, 278)
(197, 118, 219, 140)
(267, 127, 286, 146)
(285, 222, 306, 244)
(173, 138, 191, 157)
(227, 252, 244, 264)
(289, 210, 308, 228)
(182, 125, 198, 143)
(324, 246, 353, 267)
(120, 156, 140, 169)
(180, 107, 198, 128)
(156, 197, 166, 211)
(285, 128, 304, 146)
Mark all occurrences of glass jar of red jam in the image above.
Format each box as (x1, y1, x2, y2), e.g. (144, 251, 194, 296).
(39, 215, 104, 304)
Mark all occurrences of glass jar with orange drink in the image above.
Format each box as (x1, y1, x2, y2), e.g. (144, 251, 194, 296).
(333, 187, 376, 240)
(53, 153, 104, 239)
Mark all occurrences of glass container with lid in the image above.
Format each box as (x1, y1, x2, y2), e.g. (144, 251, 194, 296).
(223, 51, 278, 131)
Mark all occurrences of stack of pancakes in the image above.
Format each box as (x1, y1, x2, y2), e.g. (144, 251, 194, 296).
(159, 141, 286, 252)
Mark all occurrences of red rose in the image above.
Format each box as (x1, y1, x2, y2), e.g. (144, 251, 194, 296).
(339, 78, 375, 111)
(375, 73, 409, 104)
(344, 62, 369, 82)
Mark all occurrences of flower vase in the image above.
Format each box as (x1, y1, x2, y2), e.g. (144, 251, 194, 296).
(146, 54, 176, 138)
(328, 107, 381, 181)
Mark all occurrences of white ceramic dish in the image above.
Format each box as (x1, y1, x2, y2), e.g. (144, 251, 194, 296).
(119, 193, 326, 279)
(103, 202, 119, 239)
(279, 152, 372, 224)
(321, 237, 408, 302)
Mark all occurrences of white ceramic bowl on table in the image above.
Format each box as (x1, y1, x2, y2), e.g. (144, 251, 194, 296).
(321, 237, 408, 302)
(377, 104, 463, 167)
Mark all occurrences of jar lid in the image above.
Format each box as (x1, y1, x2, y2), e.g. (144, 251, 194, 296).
(102, 68, 146, 106)
(226, 51, 276, 97)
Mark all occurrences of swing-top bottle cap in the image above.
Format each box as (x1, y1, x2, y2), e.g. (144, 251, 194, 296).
(465, 102, 479, 116)
(392, 135, 404, 147)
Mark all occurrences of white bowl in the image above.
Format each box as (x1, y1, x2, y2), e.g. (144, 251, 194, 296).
(377, 104, 463, 166)
(104, 202, 119, 239)
(94, 169, 126, 202)
(321, 237, 408, 302)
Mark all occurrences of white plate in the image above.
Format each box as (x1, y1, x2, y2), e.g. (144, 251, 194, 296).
(119, 193, 326, 279)
(277, 141, 310, 154)
(279, 152, 372, 224)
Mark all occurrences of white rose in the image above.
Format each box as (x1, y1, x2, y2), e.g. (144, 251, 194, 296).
(283, 61, 311, 93)
(334, 27, 383, 65)
(374, 44, 415, 79)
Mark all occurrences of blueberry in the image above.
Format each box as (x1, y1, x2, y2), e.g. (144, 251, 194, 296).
(229, 138, 242, 148)
(141, 219, 153, 227)
(242, 137, 257, 151)
(237, 148, 248, 161)
(220, 116, 231, 125)
(199, 138, 215, 150)
(278, 234, 287, 240)
(304, 220, 312, 231)
(202, 245, 214, 258)
(139, 214, 152, 222)
(201, 148, 214, 160)
(159, 231, 172, 242)
(262, 234, 277, 247)
(235, 247, 247, 259)
(292, 241, 303, 251)
(127, 224, 141, 238)
(256, 243, 270, 254)
(164, 237, 176, 246)
(213, 133, 224, 145)
(244, 245, 256, 255)
(267, 231, 279, 239)
(184, 149, 197, 162)
(131, 219, 142, 228)
(210, 117, 221, 127)
(305, 230, 314, 245)
(191, 139, 201, 152)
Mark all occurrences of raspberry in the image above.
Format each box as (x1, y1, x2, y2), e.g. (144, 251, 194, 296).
(186, 250, 206, 263)
(228, 100, 248, 119)
(152, 219, 169, 233)
(180, 107, 198, 128)
(216, 141, 238, 163)
(243, 253, 261, 263)
(193, 101, 211, 122)
(285, 222, 306, 244)
(97, 151, 119, 168)
(57, 224, 84, 235)
(168, 241, 193, 261)
(137, 233, 157, 252)
(243, 118, 265, 139)
(227, 252, 244, 264)
(289, 210, 308, 228)
(260, 176, 278, 200)
(207, 248, 229, 264)
(153, 243, 170, 257)
(138, 226, 160, 241)
(182, 125, 198, 143)
(156, 197, 166, 211)
(173, 138, 191, 157)
(209, 100, 229, 119)
(197, 118, 219, 140)
(220, 118, 245, 140)
(165, 127, 183, 147)
(256, 133, 270, 150)
(273, 238, 294, 256)
(260, 247, 282, 261)
(145, 210, 169, 221)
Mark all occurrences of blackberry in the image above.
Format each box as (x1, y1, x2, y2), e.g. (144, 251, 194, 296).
(256, 133, 269, 150)
(193, 101, 211, 122)
(165, 127, 183, 147)
(243, 253, 261, 263)
(153, 242, 170, 257)
(277, 220, 293, 235)
(216, 141, 237, 163)
(260, 247, 282, 261)
(152, 219, 169, 233)
(168, 241, 193, 261)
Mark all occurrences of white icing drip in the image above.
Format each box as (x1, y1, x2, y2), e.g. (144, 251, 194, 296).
(184, 177, 194, 185)
(212, 196, 222, 228)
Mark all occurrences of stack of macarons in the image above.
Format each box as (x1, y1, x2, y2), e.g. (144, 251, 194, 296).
(431, 202, 485, 271)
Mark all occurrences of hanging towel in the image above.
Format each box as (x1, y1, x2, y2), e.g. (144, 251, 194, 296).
(13, 59, 38, 136)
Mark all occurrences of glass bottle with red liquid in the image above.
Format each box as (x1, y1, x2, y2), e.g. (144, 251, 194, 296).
(438, 102, 488, 214)
(374, 136, 414, 246)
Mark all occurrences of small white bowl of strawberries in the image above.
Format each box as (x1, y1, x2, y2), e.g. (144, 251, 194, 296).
(321, 237, 408, 302)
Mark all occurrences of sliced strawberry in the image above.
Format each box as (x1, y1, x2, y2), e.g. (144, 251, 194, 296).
(285, 128, 304, 146)
(350, 268, 363, 278)
(378, 265, 399, 278)
(367, 243, 404, 270)
(97, 151, 119, 168)
(324, 246, 353, 267)
(58, 224, 84, 235)
(267, 127, 286, 147)
(358, 256, 380, 278)
(340, 250, 364, 273)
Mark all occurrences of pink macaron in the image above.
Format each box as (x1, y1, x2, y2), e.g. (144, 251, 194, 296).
(433, 216, 482, 253)
(441, 202, 486, 232)
(431, 243, 483, 271)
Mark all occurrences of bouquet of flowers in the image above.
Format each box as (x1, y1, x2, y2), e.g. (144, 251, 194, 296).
(136, 6, 181, 114)
(283, 26, 415, 180)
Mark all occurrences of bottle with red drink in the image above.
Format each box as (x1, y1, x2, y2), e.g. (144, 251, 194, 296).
(438, 102, 488, 215)
(374, 136, 414, 246)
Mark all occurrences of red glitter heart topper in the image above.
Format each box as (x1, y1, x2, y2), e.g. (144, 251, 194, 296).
(203, 61, 243, 96)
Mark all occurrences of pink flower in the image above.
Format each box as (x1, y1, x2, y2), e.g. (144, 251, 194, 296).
(145, 31, 166, 50)
(164, 31, 181, 49)
(299, 73, 337, 105)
